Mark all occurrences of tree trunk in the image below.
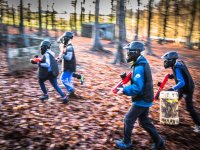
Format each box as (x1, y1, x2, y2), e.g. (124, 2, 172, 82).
(157, 0, 164, 44)
(187, 0, 197, 49)
(134, 0, 140, 41)
(163, 0, 170, 40)
(146, 0, 153, 55)
(19, 0, 30, 47)
(113, 0, 125, 64)
(38, 0, 42, 35)
(91, 0, 104, 51)
(74, 0, 78, 36)
(174, 0, 179, 38)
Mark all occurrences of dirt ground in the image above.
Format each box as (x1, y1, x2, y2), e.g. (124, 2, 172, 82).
(0, 34, 200, 150)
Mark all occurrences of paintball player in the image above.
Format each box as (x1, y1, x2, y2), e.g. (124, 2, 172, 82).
(30, 40, 68, 104)
(57, 32, 84, 85)
(115, 41, 165, 150)
(161, 51, 200, 132)
(56, 32, 81, 98)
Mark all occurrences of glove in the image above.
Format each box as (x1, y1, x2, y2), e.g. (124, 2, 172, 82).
(157, 82, 162, 87)
(56, 57, 61, 62)
(116, 87, 124, 94)
(34, 55, 39, 58)
(168, 74, 174, 79)
(30, 59, 37, 64)
(120, 72, 126, 80)
(167, 88, 174, 91)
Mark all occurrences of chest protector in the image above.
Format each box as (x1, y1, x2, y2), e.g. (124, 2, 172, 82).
(38, 53, 59, 80)
(173, 61, 194, 94)
(62, 44, 76, 72)
(131, 63, 154, 103)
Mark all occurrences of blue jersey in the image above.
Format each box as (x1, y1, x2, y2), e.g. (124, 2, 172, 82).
(123, 56, 153, 107)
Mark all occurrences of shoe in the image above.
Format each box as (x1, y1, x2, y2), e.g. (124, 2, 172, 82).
(39, 94, 49, 101)
(151, 138, 165, 150)
(62, 96, 69, 104)
(115, 139, 132, 150)
(193, 125, 200, 133)
(68, 92, 81, 99)
(80, 75, 84, 85)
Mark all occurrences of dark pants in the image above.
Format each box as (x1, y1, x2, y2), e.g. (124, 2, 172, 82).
(124, 105, 161, 144)
(185, 92, 200, 126)
(39, 72, 65, 98)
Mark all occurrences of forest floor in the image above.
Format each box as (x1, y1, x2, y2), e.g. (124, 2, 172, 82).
(0, 30, 200, 150)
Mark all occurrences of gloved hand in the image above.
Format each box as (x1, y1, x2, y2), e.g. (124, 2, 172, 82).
(34, 55, 39, 58)
(167, 88, 174, 91)
(157, 82, 162, 87)
(168, 74, 174, 79)
(30, 59, 37, 64)
(116, 87, 124, 95)
(120, 72, 126, 80)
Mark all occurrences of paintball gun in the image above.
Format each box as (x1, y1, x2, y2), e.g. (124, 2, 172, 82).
(112, 72, 132, 94)
(30, 55, 42, 64)
(154, 73, 170, 100)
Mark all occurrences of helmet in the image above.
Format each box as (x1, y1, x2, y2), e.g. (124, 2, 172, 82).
(161, 51, 178, 68)
(40, 40, 51, 55)
(161, 51, 178, 60)
(58, 32, 73, 46)
(63, 32, 73, 39)
(124, 41, 145, 63)
(124, 41, 145, 52)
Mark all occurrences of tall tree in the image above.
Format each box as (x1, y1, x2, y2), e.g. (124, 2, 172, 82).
(163, 0, 170, 40)
(134, 0, 141, 41)
(80, 0, 85, 26)
(11, 5, 15, 26)
(174, 0, 179, 38)
(157, 0, 164, 44)
(19, 0, 30, 47)
(71, 0, 78, 36)
(38, 0, 42, 35)
(146, 0, 153, 55)
(45, 4, 49, 35)
(19, 0, 24, 34)
(91, 0, 104, 51)
(113, 0, 126, 64)
(187, 0, 197, 49)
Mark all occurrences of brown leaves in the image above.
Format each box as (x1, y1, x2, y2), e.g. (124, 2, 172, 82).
(0, 37, 200, 150)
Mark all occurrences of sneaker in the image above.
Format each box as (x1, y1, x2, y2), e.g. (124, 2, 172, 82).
(80, 75, 84, 85)
(115, 139, 132, 150)
(39, 94, 49, 101)
(193, 125, 200, 133)
(68, 92, 82, 99)
(151, 138, 165, 150)
(62, 96, 69, 104)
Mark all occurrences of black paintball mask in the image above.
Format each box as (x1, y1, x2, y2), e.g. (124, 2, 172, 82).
(126, 49, 141, 63)
(63, 36, 70, 47)
(164, 59, 176, 68)
(40, 40, 51, 55)
(40, 45, 48, 55)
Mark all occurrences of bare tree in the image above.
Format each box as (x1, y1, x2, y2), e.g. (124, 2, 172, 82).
(174, 0, 179, 38)
(134, 0, 141, 41)
(19, 0, 30, 47)
(71, 0, 78, 36)
(38, 0, 42, 35)
(91, 0, 104, 51)
(45, 4, 49, 35)
(146, 0, 153, 55)
(113, 0, 126, 64)
(163, 0, 170, 40)
(187, 0, 197, 49)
